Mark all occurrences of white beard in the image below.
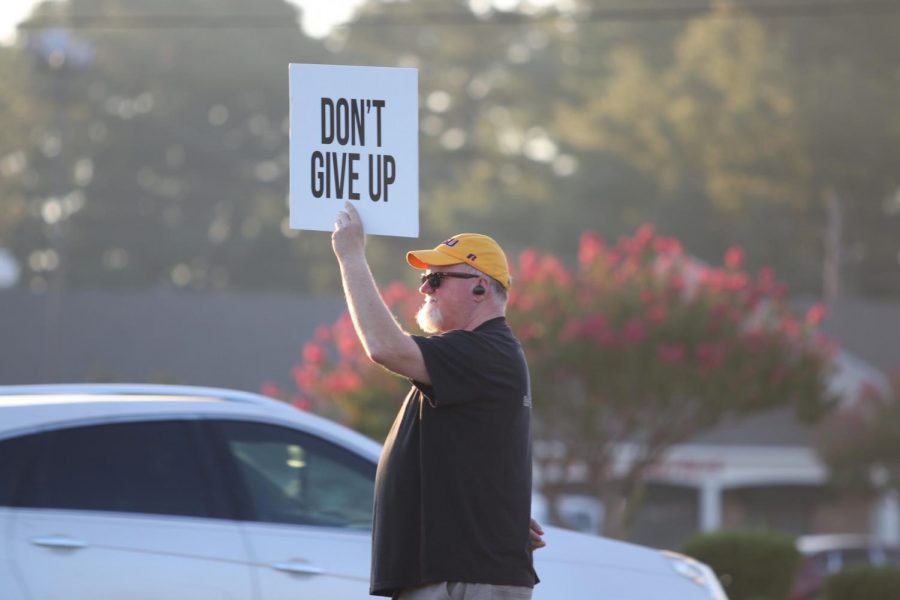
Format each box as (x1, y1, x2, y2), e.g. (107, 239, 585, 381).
(416, 301, 444, 334)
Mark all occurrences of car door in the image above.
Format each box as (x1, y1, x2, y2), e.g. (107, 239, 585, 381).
(7, 420, 255, 600)
(0, 434, 31, 599)
(211, 419, 374, 600)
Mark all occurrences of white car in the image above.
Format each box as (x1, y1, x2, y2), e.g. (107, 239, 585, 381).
(0, 384, 727, 600)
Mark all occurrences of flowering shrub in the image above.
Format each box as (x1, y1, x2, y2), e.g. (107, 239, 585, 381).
(510, 226, 835, 425)
(266, 226, 837, 535)
(507, 226, 836, 535)
(262, 281, 422, 439)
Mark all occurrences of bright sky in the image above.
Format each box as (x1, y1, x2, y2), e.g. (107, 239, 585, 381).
(0, 0, 364, 44)
(0, 0, 37, 44)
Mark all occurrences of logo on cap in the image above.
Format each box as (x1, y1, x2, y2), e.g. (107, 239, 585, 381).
(443, 238, 460, 247)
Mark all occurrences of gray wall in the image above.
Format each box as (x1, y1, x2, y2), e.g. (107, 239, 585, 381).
(0, 288, 345, 393)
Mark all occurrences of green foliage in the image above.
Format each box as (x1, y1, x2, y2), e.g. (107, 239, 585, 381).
(822, 565, 900, 600)
(554, 5, 822, 291)
(3, 0, 900, 295)
(6, 0, 332, 291)
(0, 46, 48, 244)
(682, 530, 800, 600)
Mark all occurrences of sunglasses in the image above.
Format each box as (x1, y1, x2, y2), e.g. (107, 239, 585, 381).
(420, 271, 479, 289)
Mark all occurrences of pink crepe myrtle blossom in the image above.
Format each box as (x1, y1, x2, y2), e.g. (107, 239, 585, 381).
(291, 395, 312, 411)
(646, 305, 667, 324)
(579, 232, 605, 269)
(623, 319, 648, 345)
(261, 381, 284, 400)
(314, 324, 332, 343)
(653, 236, 684, 257)
(695, 343, 726, 371)
(597, 329, 619, 348)
(805, 303, 828, 326)
(302, 342, 327, 366)
(724, 246, 744, 270)
(657, 343, 686, 364)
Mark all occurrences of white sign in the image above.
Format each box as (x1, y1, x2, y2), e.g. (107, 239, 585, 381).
(289, 63, 419, 237)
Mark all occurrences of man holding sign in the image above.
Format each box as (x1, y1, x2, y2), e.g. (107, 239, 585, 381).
(332, 203, 542, 599)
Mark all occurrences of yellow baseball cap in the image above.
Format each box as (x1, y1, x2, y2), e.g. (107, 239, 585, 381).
(407, 233, 512, 289)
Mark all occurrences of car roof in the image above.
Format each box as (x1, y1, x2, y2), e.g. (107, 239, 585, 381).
(0, 383, 280, 405)
(0, 383, 383, 460)
(797, 534, 899, 554)
(0, 383, 295, 422)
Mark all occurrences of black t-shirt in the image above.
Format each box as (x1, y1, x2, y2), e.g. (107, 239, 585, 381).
(370, 317, 538, 597)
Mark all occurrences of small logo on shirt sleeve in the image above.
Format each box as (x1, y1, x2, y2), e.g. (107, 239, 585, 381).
(523, 395, 532, 408)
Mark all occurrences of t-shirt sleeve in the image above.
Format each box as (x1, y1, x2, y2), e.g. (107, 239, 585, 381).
(411, 331, 496, 407)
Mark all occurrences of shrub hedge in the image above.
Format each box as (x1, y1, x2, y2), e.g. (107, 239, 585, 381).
(682, 530, 800, 600)
(823, 565, 900, 600)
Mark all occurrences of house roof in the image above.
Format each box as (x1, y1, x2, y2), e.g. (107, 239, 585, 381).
(818, 297, 900, 373)
(689, 407, 813, 447)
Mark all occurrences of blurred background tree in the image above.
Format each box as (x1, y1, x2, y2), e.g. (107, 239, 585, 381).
(1, 0, 898, 297)
(0, 44, 47, 247)
(7, 0, 331, 292)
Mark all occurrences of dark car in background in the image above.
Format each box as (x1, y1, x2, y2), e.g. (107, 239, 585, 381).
(790, 534, 900, 600)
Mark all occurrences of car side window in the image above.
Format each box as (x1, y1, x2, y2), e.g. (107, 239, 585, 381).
(25, 421, 213, 518)
(0, 435, 37, 507)
(215, 421, 374, 529)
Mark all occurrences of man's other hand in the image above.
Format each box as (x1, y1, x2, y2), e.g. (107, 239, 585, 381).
(530, 518, 546, 550)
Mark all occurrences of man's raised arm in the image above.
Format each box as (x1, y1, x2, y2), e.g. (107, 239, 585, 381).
(331, 202, 429, 384)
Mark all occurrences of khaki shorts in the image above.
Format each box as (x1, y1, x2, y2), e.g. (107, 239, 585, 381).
(397, 582, 533, 600)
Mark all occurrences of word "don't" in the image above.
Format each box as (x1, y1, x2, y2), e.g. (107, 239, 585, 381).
(320, 97, 386, 147)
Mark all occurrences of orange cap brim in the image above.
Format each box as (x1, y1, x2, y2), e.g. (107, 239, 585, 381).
(406, 249, 463, 270)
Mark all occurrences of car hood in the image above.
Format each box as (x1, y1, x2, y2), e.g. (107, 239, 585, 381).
(537, 525, 673, 572)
